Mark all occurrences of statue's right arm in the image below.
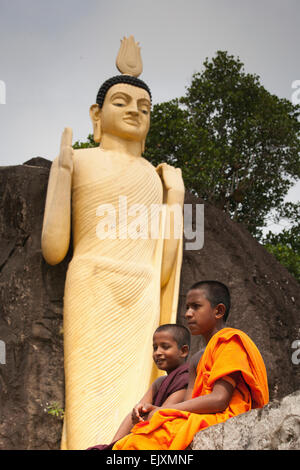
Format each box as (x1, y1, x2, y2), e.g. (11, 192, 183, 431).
(41, 128, 73, 265)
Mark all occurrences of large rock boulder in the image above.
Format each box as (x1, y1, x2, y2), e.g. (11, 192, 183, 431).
(0, 159, 70, 449)
(192, 390, 300, 450)
(0, 160, 299, 449)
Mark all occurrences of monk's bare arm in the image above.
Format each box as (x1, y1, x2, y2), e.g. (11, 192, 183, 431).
(145, 371, 240, 419)
(41, 128, 73, 265)
(160, 388, 187, 407)
(165, 371, 240, 415)
(111, 412, 135, 442)
(185, 350, 205, 400)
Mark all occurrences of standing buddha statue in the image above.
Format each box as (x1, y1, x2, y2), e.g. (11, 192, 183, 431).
(41, 36, 185, 450)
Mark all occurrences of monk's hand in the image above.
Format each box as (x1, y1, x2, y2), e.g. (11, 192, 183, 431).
(132, 403, 157, 423)
(58, 127, 74, 173)
(156, 163, 184, 204)
(132, 403, 147, 424)
(139, 404, 160, 421)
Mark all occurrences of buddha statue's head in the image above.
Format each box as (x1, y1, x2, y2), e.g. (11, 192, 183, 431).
(90, 37, 152, 152)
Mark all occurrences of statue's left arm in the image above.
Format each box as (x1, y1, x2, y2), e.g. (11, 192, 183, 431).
(156, 163, 185, 287)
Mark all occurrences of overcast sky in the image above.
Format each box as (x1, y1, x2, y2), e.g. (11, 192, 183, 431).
(0, 0, 299, 231)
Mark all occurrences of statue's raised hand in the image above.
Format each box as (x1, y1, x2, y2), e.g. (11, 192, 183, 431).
(58, 127, 74, 173)
(156, 163, 184, 195)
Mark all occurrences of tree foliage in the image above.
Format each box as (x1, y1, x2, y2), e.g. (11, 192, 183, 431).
(72, 51, 300, 280)
(144, 51, 300, 238)
(263, 202, 300, 282)
(73, 133, 98, 149)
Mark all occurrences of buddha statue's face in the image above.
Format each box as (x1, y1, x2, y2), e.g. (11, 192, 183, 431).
(97, 83, 151, 143)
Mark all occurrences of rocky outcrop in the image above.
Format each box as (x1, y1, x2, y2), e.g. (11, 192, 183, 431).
(0, 159, 299, 449)
(192, 390, 300, 450)
(0, 159, 70, 449)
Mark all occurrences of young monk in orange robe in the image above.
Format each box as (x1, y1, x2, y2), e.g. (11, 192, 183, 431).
(113, 280, 269, 450)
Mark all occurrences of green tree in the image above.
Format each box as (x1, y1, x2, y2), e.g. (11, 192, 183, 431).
(73, 133, 98, 149)
(72, 51, 300, 243)
(144, 51, 300, 238)
(263, 202, 300, 281)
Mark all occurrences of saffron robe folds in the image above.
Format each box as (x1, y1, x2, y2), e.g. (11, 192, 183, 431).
(113, 327, 269, 450)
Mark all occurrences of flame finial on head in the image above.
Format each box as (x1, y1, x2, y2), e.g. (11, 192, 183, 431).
(116, 36, 143, 77)
(96, 35, 151, 109)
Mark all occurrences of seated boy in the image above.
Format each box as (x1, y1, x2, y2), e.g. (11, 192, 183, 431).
(88, 323, 191, 450)
(113, 280, 269, 450)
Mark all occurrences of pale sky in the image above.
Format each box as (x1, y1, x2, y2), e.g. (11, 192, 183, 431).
(0, 0, 299, 232)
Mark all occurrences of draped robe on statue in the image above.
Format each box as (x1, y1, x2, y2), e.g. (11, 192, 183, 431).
(59, 149, 183, 450)
(113, 327, 269, 450)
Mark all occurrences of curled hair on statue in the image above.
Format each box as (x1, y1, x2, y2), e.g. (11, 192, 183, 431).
(96, 75, 152, 108)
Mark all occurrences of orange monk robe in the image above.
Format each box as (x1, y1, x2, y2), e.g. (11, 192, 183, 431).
(113, 327, 269, 450)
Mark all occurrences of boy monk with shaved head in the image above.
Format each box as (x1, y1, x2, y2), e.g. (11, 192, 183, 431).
(88, 324, 190, 450)
(113, 280, 269, 450)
